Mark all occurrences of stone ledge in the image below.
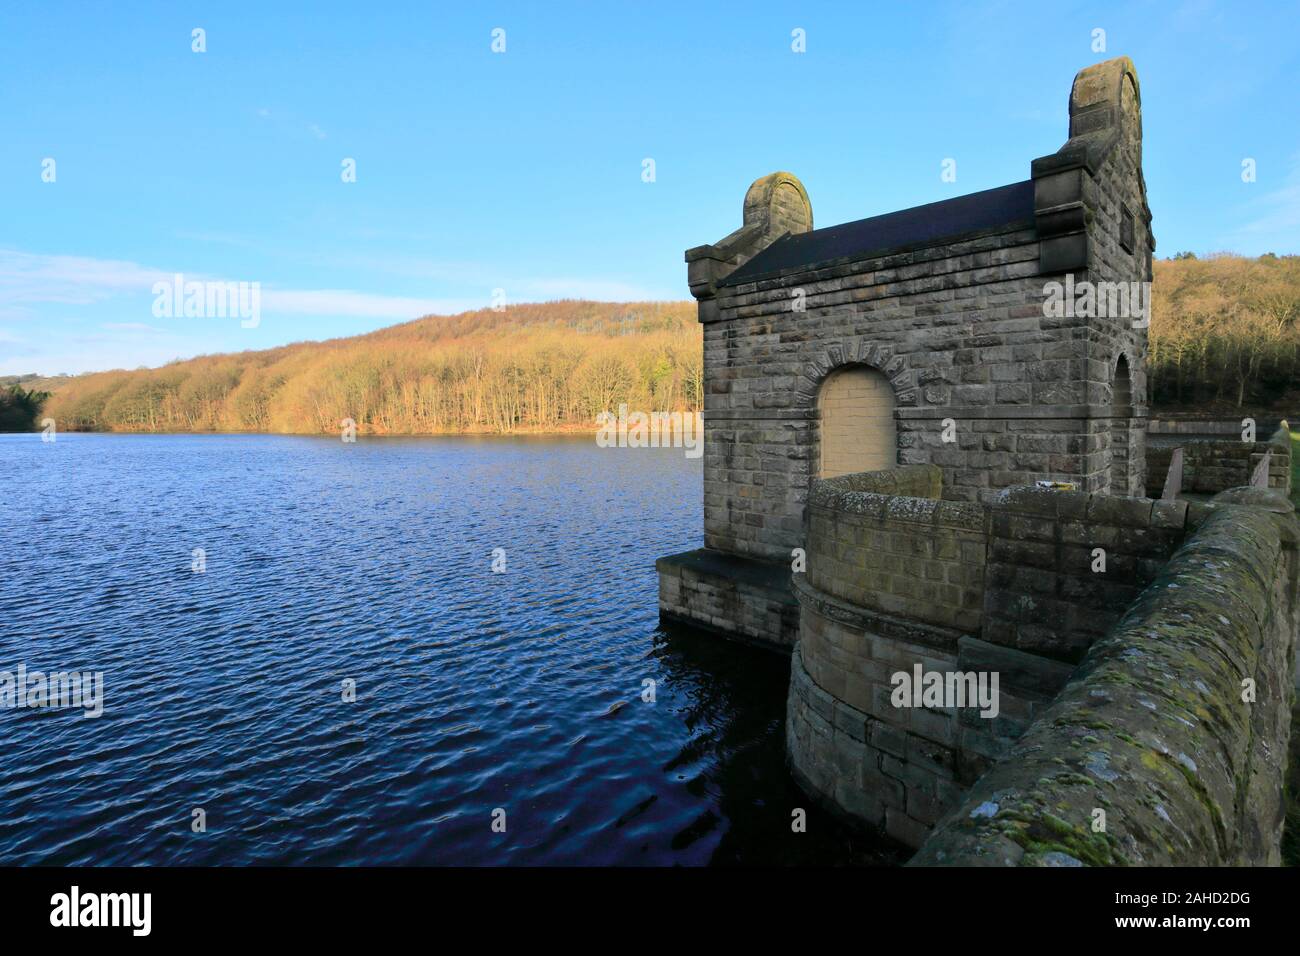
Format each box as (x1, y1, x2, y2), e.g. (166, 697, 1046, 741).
(703, 409, 818, 421)
(657, 548, 798, 652)
(897, 404, 1149, 421)
(704, 404, 1152, 422)
(657, 548, 797, 597)
(792, 574, 967, 657)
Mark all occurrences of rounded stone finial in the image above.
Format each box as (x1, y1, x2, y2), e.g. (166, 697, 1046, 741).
(1068, 56, 1141, 141)
(742, 171, 813, 237)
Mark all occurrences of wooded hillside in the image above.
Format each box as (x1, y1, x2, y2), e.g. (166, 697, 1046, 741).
(40, 301, 702, 434)
(1150, 253, 1300, 411)
(26, 254, 1300, 435)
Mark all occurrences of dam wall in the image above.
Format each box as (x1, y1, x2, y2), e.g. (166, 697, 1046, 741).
(1144, 421, 1291, 498)
(913, 488, 1300, 866)
(786, 471, 1205, 847)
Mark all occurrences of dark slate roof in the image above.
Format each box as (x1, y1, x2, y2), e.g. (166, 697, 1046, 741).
(718, 180, 1036, 287)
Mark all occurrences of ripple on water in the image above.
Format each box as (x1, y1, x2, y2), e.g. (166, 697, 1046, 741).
(0, 434, 901, 866)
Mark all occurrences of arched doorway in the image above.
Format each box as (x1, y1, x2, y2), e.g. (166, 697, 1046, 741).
(818, 366, 897, 479)
(1109, 355, 1132, 494)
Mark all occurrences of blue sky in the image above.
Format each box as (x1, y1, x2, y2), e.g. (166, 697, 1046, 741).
(2, 0, 1297, 375)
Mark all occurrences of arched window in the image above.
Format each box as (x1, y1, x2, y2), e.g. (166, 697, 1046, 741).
(818, 366, 897, 479)
(1110, 355, 1132, 494)
(1113, 354, 1132, 406)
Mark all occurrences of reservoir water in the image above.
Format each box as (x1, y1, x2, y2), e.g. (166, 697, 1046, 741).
(0, 433, 899, 865)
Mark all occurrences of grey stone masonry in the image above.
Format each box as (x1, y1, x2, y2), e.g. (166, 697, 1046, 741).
(787, 470, 1194, 847)
(912, 489, 1300, 866)
(654, 55, 1300, 865)
(1145, 421, 1292, 498)
(657, 548, 799, 651)
(659, 56, 1155, 652)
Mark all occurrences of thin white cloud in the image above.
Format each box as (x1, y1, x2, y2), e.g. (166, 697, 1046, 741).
(1236, 183, 1300, 235)
(150, 238, 679, 302)
(0, 248, 680, 375)
(303, 252, 676, 301)
(0, 249, 475, 321)
(0, 250, 172, 309)
(1227, 152, 1300, 251)
(0, 249, 676, 322)
(261, 289, 478, 318)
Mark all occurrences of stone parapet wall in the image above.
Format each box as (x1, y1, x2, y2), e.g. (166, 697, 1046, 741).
(786, 469, 1237, 849)
(1148, 417, 1284, 436)
(791, 469, 1145, 848)
(1144, 422, 1292, 497)
(983, 485, 1194, 664)
(806, 466, 985, 633)
(803, 475, 1198, 668)
(911, 488, 1300, 866)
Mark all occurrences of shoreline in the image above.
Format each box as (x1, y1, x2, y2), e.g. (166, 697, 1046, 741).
(2, 425, 613, 438)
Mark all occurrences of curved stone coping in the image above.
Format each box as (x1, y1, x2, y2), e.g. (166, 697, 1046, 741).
(792, 574, 965, 658)
(1147, 419, 1290, 442)
(807, 492, 986, 532)
(910, 491, 1299, 867)
(1146, 421, 1291, 451)
(814, 464, 940, 498)
(1032, 56, 1142, 177)
(809, 465, 985, 533)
